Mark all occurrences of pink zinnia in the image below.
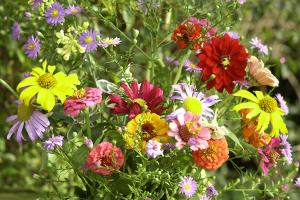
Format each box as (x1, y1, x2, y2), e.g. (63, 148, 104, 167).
(64, 87, 102, 117)
(168, 112, 211, 151)
(85, 142, 124, 175)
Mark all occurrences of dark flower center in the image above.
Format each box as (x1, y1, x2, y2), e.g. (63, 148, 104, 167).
(141, 122, 155, 141)
(100, 155, 112, 167)
(221, 56, 230, 68)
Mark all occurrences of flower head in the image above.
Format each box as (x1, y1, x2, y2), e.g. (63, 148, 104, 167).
(99, 37, 121, 48)
(225, 31, 239, 39)
(168, 112, 211, 151)
(45, 2, 65, 25)
(11, 22, 21, 40)
(43, 135, 64, 151)
(84, 137, 93, 149)
(85, 142, 124, 175)
(146, 140, 164, 158)
(6, 101, 50, 143)
(295, 177, 300, 188)
(233, 90, 288, 137)
(64, 87, 102, 117)
(179, 176, 198, 197)
(197, 34, 249, 93)
(17, 60, 80, 111)
(23, 35, 41, 59)
(199, 195, 209, 200)
(238, 0, 247, 4)
(250, 37, 268, 55)
(109, 80, 165, 119)
(184, 60, 201, 73)
(65, 5, 82, 16)
(280, 135, 293, 165)
(31, 0, 43, 8)
(79, 29, 99, 52)
(192, 138, 229, 171)
(124, 112, 169, 151)
(206, 185, 218, 197)
(275, 93, 289, 115)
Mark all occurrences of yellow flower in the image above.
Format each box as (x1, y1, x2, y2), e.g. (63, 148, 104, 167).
(124, 112, 169, 152)
(233, 90, 287, 137)
(17, 61, 80, 111)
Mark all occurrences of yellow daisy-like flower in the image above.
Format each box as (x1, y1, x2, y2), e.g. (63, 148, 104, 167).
(17, 61, 80, 111)
(124, 112, 169, 152)
(233, 90, 287, 137)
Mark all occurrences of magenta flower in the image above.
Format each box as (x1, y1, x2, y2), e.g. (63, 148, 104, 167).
(65, 5, 82, 16)
(23, 35, 41, 59)
(179, 176, 198, 197)
(45, 2, 65, 25)
(250, 37, 268, 55)
(79, 29, 99, 52)
(11, 22, 21, 40)
(146, 140, 164, 158)
(43, 135, 64, 151)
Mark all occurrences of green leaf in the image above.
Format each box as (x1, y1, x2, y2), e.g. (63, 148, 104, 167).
(227, 131, 244, 150)
(39, 150, 48, 172)
(71, 145, 89, 169)
(121, 5, 135, 32)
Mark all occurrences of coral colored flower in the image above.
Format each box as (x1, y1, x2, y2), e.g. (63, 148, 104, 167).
(295, 177, 300, 188)
(64, 87, 102, 117)
(179, 176, 198, 197)
(168, 83, 219, 121)
(250, 37, 268, 55)
(233, 90, 287, 137)
(248, 56, 279, 87)
(11, 22, 21, 40)
(6, 101, 50, 143)
(192, 138, 229, 171)
(124, 112, 169, 151)
(109, 80, 165, 119)
(275, 93, 289, 115)
(86, 142, 124, 175)
(172, 18, 202, 50)
(45, 2, 65, 25)
(197, 34, 249, 93)
(23, 35, 41, 59)
(43, 135, 64, 151)
(79, 29, 99, 52)
(65, 5, 82, 16)
(168, 112, 211, 151)
(146, 140, 164, 158)
(258, 137, 281, 176)
(17, 60, 80, 111)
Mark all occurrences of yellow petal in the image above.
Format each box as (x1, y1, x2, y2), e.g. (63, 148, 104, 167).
(51, 87, 67, 103)
(261, 113, 270, 133)
(44, 91, 56, 111)
(17, 77, 38, 91)
(233, 102, 259, 112)
(275, 107, 285, 116)
(233, 90, 259, 103)
(254, 91, 264, 100)
(19, 86, 40, 105)
(31, 67, 45, 77)
(246, 109, 261, 119)
(270, 112, 280, 137)
(65, 74, 80, 86)
(53, 72, 66, 81)
(42, 60, 47, 71)
(256, 112, 266, 133)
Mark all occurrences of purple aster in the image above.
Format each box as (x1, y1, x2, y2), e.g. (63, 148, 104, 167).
(238, 0, 246, 4)
(163, 143, 176, 151)
(199, 195, 209, 200)
(233, 80, 251, 89)
(99, 37, 121, 48)
(31, 0, 43, 8)
(250, 37, 269, 55)
(23, 35, 41, 59)
(11, 22, 21, 40)
(167, 83, 219, 121)
(65, 5, 83, 16)
(225, 31, 239, 39)
(179, 176, 198, 197)
(79, 29, 98, 52)
(43, 135, 64, 151)
(45, 2, 65, 25)
(84, 137, 93, 149)
(206, 185, 218, 196)
(146, 140, 164, 158)
(24, 12, 32, 18)
(275, 93, 289, 115)
(6, 101, 50, 144)
(295, 177, 300, 188)
(164, 56, 180, 66)
(184, 59, 201, 73)
(280, 135, 293, 164)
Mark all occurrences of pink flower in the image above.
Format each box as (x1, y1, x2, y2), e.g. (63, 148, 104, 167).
(64, 87, 102, 117)
(168, 112, 211, 151)
(85, 142, 124, 175)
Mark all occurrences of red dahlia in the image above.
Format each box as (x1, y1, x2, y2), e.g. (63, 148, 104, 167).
(109, 80, 165, 119)
(197, 34, 249, 93)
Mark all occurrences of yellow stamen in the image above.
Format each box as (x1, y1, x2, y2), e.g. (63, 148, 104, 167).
(183, 97, 202, 114)
(51, 9, 59, 17)
(259, 96, 277, 113)
(17, 103, 33, 121)
(38, 73, 57, 89)
(221, 57, 230, 67)
(73, 89, 86, 99)
(84, 36, 93, 44)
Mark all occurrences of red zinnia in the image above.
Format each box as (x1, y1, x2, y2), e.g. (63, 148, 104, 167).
(86, 142, 124, 175)
(197, 34, 249, 93)
(109, 80, 165, 119)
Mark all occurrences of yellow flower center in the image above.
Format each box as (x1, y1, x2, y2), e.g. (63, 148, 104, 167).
(71, 9, 78, 15)
(28, 43, 35, 50)
(183, 97, 202, 114)
(186, 121, 202, 136)
(184, 184, 191, 190)
(190, 63, 196, 69)
(17, 103, 33, 121)
(221, 57, 230, 68)
(84, 36, 93, 44)
(73, 89, 86, 99)
(51, 9, 59, 17)
(133, 98, 148, 109)
(259, 96, 277, 113)
(38, 73, 57, 89)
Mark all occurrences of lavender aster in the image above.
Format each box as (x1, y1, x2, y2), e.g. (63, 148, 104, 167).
(225, 31, 239, 39)
(79, 29, 98, 52)
(184, 60, 201, 73)
(31, 0, 43, 8)
(250, 37, 268, 55)
(199, 195, 209, 200)
(45, 2, 65, 25)
(295, 177, 300, 188)
(280, 135, 293, 164)
(206, 185, 218, 196)
(11, 22, 21, 40)
(165, 56, 179, 66)
(275, 93, 289, 115)
(23, 35, 41, 59)
(43, 135, 64, 151)
(6, 102, 50, 144)
(99, 37, 121, 48)
(65, 5, 83, 16)
(146, 140, 164, 158)
(179, 176, 198, 197)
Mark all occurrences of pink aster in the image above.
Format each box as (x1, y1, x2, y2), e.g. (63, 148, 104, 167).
(64, 87, 102, 117)
(168, 112, 211, 151)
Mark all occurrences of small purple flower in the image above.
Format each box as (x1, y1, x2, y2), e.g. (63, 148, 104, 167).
(24, 12, 32, 18)
(199, 195, 209, 200)
(11, 22, 21, 40)
(43, 135, 64, 151)
(238, 0, 247, 4)
(250, 37, 268, 55)
(163, 143, 176, 151)
(295, 177, 300, 188)
(179, 176, 198, 197)
(184, 59, 201, 73)
(79, 29, 98, 52)
(280, 135, 293, 164)
(275, 93, 289, 115)
(31, 0, 43, 8)
(23, 35, 41, 59)
(233, 80, 251, 89)
(146, 140, 164, 158)
(225, 31, 239, 39)
(280, 57, 286, 64)
(99, 37, 122, 48)
(65, 5, 82, 16)
(84, 137, 93, 149)
(165, 56, 179, 66)
(206, 185, 218, 196)
(45, 2, 65, 25)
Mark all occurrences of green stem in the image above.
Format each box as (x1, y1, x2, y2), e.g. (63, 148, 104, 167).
(84, 108, 92, 139)
(0, 79, 18, 98)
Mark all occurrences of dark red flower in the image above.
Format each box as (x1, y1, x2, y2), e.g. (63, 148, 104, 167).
(196, 34, 249, 93)
(109, 80, 165, 119)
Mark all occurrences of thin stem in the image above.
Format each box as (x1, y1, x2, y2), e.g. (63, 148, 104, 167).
(0, 79, 18, 98)
(84, 108, 92, 139)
